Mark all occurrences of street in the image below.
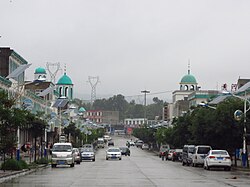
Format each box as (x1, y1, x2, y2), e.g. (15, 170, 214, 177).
(1, 135, 250, 187)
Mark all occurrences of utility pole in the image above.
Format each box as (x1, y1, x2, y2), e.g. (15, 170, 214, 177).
(141, 90, 150, 125)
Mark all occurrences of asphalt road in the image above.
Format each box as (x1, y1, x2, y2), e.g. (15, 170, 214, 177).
(1, 135, 250, 187)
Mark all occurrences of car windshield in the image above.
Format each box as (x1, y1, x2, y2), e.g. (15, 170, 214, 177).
(108, 148, 120, 152)
(212, 151, 228, 155)
(53, 145, 72, 152)
(197, 147, 211, 154)
(81, 148, 94, 152)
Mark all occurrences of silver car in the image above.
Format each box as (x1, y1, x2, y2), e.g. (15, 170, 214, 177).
(81, 148, 95, 162)
(73, 148, 81, 164)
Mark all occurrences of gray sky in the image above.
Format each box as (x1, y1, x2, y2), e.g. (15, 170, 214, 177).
(1, 0, 250, 103)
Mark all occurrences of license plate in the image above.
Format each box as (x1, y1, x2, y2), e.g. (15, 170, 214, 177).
(217, 157, 223, 160)
(111, 156, 116, 158)
(58, 161, 65, 165)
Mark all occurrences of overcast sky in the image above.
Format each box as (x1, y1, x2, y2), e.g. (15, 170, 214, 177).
(1, 0, 250, 103)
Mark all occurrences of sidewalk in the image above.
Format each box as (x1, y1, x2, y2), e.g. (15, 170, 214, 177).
(0, 164, 48, 183)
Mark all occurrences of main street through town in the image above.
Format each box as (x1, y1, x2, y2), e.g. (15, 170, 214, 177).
(1, 135, 250, 187)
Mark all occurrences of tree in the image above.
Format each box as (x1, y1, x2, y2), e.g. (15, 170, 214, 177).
(0, 91, 30, 161)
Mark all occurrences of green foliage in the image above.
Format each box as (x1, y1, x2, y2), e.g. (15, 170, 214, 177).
(36, 158, 49, 165)
(154, 97, 248, 154)
(1, 159, 28, 170)
(18, 159, 29, 169)
(133, 126, 156, 143)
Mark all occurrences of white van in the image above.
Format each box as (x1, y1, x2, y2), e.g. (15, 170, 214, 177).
(97, 138, 105, 148)
(51, 142, 74, 168)
(192, 145, 212, 167)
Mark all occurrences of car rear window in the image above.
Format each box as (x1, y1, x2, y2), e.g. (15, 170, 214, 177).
(197, 147, 211, 154)
(212, 151, 227, 155)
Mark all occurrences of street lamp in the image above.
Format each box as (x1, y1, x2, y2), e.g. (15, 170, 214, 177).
(225, 91, 250, 168)
(141, 90, 150, 124)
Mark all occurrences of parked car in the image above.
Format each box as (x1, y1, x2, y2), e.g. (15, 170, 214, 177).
(141, 143, 149, 150)
(182, 145, 195, 166)
(106, 147, 122, 160)
(172, 149, 182, 162)
(204, 150, 231, 171)
(192, 145, 212, 167)
(72, 148, 81, 164)
(51, 143, 75, 168)
(119, 147, 130, 156)
(80, 148, 95, 162)
(135, 140, 144, 148)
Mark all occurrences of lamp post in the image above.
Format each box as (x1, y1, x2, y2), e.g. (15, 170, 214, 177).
(141, 90, 150, 125)
(229, 91, 250, 168)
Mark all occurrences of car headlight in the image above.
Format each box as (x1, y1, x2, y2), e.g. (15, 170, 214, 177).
(52, 154, 57, 158)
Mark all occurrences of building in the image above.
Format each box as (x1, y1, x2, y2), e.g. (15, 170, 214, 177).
(86, 110, 119, 125)
(124, 118, 147, 127)
(166, 65, 220, 122)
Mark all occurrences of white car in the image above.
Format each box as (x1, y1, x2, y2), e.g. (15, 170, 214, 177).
(204, 150, 231, 171)
(141, 143, 149, 150)
(51, 143, 75, 168)
(106, 147, 122, 160)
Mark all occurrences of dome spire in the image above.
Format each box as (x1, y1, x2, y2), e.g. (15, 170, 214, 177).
(64, 64, 67, 75)
(188, 59, 191, 75)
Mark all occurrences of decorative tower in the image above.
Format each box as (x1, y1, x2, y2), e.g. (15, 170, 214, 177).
(34, 67, 47, 81)
(56, 66, 73, 100)
(179, 63, 198, 91)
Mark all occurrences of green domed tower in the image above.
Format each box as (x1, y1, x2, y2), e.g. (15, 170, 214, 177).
(34, 67, 47, 81)
(56, 72, 74, 100)
(180, 68, 198, 91)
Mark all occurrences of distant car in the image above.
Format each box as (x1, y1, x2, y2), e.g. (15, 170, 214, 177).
(103, 135, 111, 142)
(80, 148, 95, 162)
(182, 145, 195, 166)
(97, 138, 105, 148)
(172, 149, 182, 162)
(141, 143, 149, 150)
(106, 147, 122, 160)
(204, 150, 231, 171)
(135, 140, 144, 148)
(129, 141, 135, 146)
(119, 147, 130, 156)
(108, 140, 114, 146)
(72, 148, 81, 164)
(192, 145, 212, 167)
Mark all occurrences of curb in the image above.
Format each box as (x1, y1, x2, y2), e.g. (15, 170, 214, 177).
(0, 164, 48, 184)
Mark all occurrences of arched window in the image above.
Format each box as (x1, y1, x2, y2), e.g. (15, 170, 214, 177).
(185, 85, 189, 90)
(59, 87, 62, 97)
(65, 87, 68, 97)
(190, 85, 195, 90)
